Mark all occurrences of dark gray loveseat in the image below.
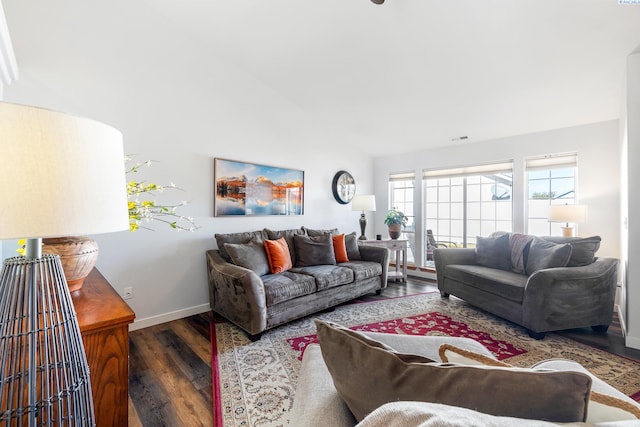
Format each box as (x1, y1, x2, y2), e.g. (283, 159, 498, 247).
(434, 233, 618, 339)
(206, 227, 389, 339)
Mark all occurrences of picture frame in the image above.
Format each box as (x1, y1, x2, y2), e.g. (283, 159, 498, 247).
(214, 158, 304, 216)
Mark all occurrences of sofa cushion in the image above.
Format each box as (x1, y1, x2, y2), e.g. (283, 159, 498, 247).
(357, 399, 640, 427)
(475, 233, 511, 271)
(441, 344, 640, 423)
(533, 359, 640, 423)
(541, 235, 601, 267)
(264, 237, 293, 274)
(332, 234, 349, 263)
(344, 232, 361, 261)
(525, 237, 572, 275)
(340, 261, 383, 281)
(265, 228, 305, 265)
(315, 319, 591, 423)
(303, 226, 339, 237)
(291, 265, 354, 291)
(261, 271, 317, 306)
(215, 229, 268, 262)
(509, 233, 535, 274)
(445, 265, 528, 303)
(223, 239, 270, 276)
(294, 234, 337, 267)
(356, 401, 568, 427)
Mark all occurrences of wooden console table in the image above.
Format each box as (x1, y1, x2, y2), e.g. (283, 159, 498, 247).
(71, 268, 135, 427)
(360, 239, 408, 282)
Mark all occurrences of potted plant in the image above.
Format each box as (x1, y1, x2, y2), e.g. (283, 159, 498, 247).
(384, 208, 408, 239)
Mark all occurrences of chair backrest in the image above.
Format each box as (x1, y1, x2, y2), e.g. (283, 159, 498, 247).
(427, 229, 437, 247)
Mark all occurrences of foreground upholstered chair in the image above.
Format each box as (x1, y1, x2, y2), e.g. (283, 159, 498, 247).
(291, 329, 640, 426)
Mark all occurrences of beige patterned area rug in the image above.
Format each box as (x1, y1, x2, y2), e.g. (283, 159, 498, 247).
(211, 293, 640, 427)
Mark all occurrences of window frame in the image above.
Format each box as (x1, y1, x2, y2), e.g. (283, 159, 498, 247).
(525, 153, 578, 236)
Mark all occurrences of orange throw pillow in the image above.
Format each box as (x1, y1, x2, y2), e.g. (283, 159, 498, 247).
(332, 234, 350, 263)
(264, 237, 293, 274)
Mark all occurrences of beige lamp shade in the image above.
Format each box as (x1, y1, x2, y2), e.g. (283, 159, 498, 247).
(352, 195, 376, 212)
(548, 204, 587, 237)
(0, 102, 129, 239)
(548, 204, 587, 224)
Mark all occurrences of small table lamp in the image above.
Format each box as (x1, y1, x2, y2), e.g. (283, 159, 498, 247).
(0, 102, 129, 425)
(352, 195, 376, 240)
(548, 204, 587, 237)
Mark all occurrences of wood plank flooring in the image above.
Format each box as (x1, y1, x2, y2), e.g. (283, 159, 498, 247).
(128, 277, 640, 426)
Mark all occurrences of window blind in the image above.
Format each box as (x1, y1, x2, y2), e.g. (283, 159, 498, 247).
(525, 153, 577, 171)
(389, 171, 416, 182)
(422, 161, 513, 179)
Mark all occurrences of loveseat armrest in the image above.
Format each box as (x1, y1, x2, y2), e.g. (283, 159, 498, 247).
(522, 257, 618, 333)
(206, 250, 267, 335)
(433, 248, 477, 294)
(359, 245, 390, 289)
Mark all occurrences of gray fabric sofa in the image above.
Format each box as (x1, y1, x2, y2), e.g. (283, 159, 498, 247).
(434, 232, 618, 339)
(206, 227, 389, 339)
(291, 333, 640, 426)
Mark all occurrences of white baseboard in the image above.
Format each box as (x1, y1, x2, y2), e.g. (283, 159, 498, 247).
(613, 303, 640, 350)
(129, 303, 211, 331)
(617, 304, 640, 350)
(625, 335, 640, 350)
(407, 269, 437, 281)
(616, 303, 626, 336)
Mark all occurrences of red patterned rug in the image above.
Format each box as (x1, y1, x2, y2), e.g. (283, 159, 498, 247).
(287, 311, 527, 361)
(211, 292, 640, 427)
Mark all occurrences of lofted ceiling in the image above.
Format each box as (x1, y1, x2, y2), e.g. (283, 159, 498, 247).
(3, 0, 640, 156)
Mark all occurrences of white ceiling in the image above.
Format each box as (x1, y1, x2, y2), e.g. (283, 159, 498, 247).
(4, 0, 640, 157)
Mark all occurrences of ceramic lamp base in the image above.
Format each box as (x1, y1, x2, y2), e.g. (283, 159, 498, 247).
(43, 236, 99, 291)
(561, 226, 575, 237)
(358, 213, 368, 240)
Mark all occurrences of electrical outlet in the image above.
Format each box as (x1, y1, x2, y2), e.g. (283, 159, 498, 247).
(123, 287, 133, 300)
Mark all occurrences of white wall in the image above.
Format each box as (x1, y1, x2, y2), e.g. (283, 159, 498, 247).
(371, 121, 622, 261)
(1, 1, 374, 329)
(625, 48, 640, 349)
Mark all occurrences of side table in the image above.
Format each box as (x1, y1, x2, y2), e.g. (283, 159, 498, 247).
(360, 239, 408, 282)
(71, 268, 136, 427)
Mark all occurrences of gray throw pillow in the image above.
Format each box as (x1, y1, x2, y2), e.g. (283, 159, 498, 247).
(541, 235, 601, 267)
(303, 226, 339, 237)
(294, 234, 337, 267)
(215, 229, 268, 262)
(223, 239, 269, 276)
(475, 233, 511, 271)
(315, 319, 591, 423)
(344, 232, 361, 261)
(525, 237, 573, 275)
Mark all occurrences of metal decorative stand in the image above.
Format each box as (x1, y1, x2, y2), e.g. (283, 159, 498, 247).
(0, 251, 95, 426)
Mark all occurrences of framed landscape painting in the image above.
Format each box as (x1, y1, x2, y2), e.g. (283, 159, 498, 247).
(214, 158, 304, 216)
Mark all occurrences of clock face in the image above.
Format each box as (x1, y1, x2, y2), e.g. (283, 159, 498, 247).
(332, 171, 356, 204)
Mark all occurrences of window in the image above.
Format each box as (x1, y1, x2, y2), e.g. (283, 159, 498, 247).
(388, 172, 415, 263)
(423, 162, 513, 264)
(526, 154, 577, 236)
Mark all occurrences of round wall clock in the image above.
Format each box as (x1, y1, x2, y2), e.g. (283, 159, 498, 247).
(332, 170, 356, 204)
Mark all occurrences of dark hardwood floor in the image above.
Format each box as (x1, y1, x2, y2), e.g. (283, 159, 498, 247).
(128, 276, 640, 426)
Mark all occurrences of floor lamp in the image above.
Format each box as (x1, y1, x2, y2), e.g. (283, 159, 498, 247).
(0, 102, 129, 425)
